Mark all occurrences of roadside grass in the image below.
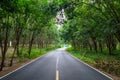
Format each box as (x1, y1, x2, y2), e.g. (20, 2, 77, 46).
(20, 48, 46, 60)
(0, 46, 57, 74)
(66, 47, 120, 77)
(20, 47, 56, 60)
(0, 47, 56, 77)
(0, 46, 57, 65)
(67, 47, 103, 65)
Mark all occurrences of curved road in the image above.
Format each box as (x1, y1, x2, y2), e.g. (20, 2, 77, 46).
(0, 48, 112, 80)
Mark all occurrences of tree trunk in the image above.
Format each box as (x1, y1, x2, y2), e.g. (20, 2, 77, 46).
(0, 28, 9, 71)
(91, 37, 98, 53)
(106, 41, 112, 55)
(0, 54, 5, 71)
(99, 41, 103, 53)
(106, 35, 116, 55)
(88, 41, 92, 51)
(115, 31, 120, 42)
(28, 31, 35, 57)
(9, 46, 16, 66)
(16, 28, 22, 57)
(9, 26, 23, 66)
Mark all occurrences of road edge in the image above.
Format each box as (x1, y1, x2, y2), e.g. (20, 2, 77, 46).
(0, 51, 51, 79)
(66, 51, 113, 80)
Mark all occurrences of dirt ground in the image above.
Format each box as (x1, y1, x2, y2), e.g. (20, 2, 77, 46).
(0, 47, 14, 57)
(0, 59, 32, 77)
(98, 69, 120, 80)
(88, 64, 120, 80)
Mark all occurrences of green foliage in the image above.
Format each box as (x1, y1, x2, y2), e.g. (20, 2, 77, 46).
(0, 0, 120, 74)
(29, 48, 46, 59)
(60, 0, 120, 55)
(67, 47, 96, 64)
(46, 45, 56, 50)
(20, 44, 57, 59)
(67, 47, 120, 76)
(20, 48, 48, 59)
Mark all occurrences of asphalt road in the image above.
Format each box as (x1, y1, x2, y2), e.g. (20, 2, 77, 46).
(0, 48, 112, 80)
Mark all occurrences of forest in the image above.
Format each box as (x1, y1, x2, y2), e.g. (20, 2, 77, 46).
(60, 0, 120, 77)
(0, 0, 61, 71)
(0, 0, 120, 79)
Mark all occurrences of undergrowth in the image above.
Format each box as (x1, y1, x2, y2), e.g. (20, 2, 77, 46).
(67, 47, 120, 77)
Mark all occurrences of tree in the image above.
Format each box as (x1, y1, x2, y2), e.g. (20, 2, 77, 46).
(61, 0, 120, 55)
(0, 0, 19, 71)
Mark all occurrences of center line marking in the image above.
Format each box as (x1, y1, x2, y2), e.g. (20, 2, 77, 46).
(56, 57, 59, 70)
(56, 70, 59, 80)
(56, 57, 59, 80)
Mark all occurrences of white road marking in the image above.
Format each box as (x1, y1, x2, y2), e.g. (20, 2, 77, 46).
(67, 52, 113, 80)
(56, 57, 59, 70)
(0, 52, 50, 79)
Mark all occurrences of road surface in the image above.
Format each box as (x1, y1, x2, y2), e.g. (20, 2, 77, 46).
(0, 48, 112, 80)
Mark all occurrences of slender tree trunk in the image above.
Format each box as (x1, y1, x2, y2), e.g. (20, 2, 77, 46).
(99, 41, 103, 53)
(9, 46, 16, 66)
(28, 31, 35, 57)
(106, 35, 116, 55)
(9, 27, 22, 66)
(16, 28, 23, 56)
(91, 37, 98, 53)
(0, 54, 5, 71)
(115, 31, 120, 42)
(106, 42, 112, 55)
(88, 41, 92, 51)
(16, 39, 20, 56)
(0, 28, 9, 71)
